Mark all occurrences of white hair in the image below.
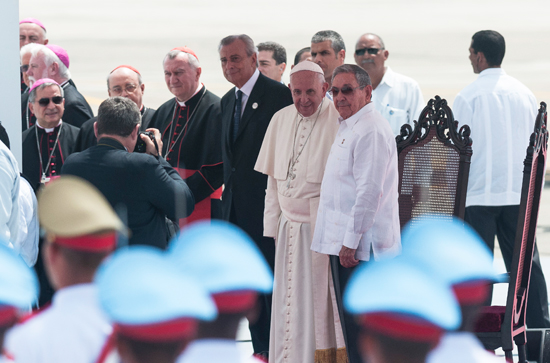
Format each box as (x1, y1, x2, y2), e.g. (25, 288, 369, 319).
(163, 50, 200, 71)
(20, 43, 42, 60)
(30, 45, 71, 81)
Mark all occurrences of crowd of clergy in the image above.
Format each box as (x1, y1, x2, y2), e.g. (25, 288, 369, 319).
(0, 17, 546, 363)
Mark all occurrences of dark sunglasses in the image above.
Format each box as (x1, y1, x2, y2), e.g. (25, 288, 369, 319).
(38, 96, 63, 107)
(355, 48, 383, 56)
(20, 64, 29, 73)
(329, 86, 363, 97)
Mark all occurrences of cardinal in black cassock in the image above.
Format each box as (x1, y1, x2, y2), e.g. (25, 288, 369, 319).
(148, 47, 223, 226)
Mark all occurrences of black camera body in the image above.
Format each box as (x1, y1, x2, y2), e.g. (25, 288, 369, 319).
(134, 131, 157, 153)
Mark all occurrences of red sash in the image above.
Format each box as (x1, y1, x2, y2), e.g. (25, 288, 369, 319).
(175, 168, 222, 228)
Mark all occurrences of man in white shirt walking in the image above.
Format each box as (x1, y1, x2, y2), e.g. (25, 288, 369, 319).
(354, 33, 424, 135)
(312, 64, 401, 363)
(453, 30, 550, 328)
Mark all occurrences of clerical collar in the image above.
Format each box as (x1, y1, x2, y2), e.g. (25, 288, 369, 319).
(177, 83, 203, 107)
(36, 120, 62, 133)
(59, 80, 69, 88)
(236, 69, 260, 98)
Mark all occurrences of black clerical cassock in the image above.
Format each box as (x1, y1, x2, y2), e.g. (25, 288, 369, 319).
(74, 106, 156, 152)
(148, 85, 223, 226)
(22, 122, 80, 190)
(21, 80, 94, 132)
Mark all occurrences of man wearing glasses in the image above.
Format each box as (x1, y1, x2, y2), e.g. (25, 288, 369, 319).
(19, 18, 49, 94)
(21, 44, 93, 131)
(21, 79, 79, 191)
(312, 64, 400, 363)
(354, 33, 424, 135)
(74, 65, 155, 151)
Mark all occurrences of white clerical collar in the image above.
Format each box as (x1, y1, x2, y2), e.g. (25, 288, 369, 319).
(36, 119, 62, 133)
(60, 79, 69, 88)
(236, 69, 260, 98)
(177, 83, 203, 107)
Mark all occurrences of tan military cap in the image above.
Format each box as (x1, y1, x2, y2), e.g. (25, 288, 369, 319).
(38, 176, 127, 248)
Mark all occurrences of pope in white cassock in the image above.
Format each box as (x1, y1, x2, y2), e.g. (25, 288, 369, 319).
(255, 61, 346, 363)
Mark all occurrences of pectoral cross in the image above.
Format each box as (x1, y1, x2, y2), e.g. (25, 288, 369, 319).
(286, 170, 296, 189)
(41, 174, 50, 185)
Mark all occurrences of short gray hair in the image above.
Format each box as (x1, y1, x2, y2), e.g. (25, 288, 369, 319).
(31, 45, 71, 81)
(332, 64, 371, 88)
(20, 43, 42, 60)
(218, 34, 258, 57)
(163, 50, 201, 71)
(28, 82, 64, 103)
(311, 30, 346, 53)
(97, 97, 141, 137)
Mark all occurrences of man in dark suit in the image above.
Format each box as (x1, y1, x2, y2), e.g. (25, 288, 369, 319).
(218, 34, 293, 360)
(61, 97, 194, 250)
(22, 44, 93, 131)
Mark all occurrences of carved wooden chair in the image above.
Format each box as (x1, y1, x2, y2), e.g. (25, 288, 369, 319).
(475, 102, 548, 363)
(395, 96, 472, 229)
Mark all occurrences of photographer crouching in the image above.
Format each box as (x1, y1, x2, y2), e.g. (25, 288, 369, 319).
(62, 97, 194, 249)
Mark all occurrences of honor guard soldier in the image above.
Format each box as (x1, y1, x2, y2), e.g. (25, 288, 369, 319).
(0, 242, 38, 363)
(168, 221, 273, 363)
(398, 218, 504, 363)
(5, 176, 126, 363)
(344, 256, 461, 363)
(94, 246, 217, 363)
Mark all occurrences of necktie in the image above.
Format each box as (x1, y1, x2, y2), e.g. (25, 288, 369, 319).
(232, 90, 243, 142)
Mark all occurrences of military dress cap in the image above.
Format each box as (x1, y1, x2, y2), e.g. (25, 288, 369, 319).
(28, 78, 59, 93)
(0, 243, 39, 326)
(45, 44, 70, 69)
(168, 220, 273, 313)
(95, 246, 216, 342)
(401, 217, 504, 304)
(37, 176, 126, 252)
(19, 18, 46, 31)
(344, 257, 461, 342)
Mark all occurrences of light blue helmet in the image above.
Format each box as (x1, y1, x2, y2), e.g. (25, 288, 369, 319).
(95, 246, 216, 341)
(168, 221, 273, 312)
(0, 243, 39, 322)
(344, 256, 461, 341)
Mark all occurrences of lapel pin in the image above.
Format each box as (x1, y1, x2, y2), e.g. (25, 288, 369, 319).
(252, 102, 258, 109)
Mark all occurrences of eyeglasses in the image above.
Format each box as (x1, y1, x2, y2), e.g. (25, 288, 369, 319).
(329, 86, 363, 97)
(20, 65, 29, 73)
(354, 48, 383, 56)
(37, 96, 63, 107)
(110, 84, 138, 95)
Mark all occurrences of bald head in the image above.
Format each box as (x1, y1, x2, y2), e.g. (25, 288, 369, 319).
(107, 67, 145, 110)
(19, 22, 48, 49)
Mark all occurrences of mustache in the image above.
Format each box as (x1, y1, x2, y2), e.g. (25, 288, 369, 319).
(361, 59, 375, 65)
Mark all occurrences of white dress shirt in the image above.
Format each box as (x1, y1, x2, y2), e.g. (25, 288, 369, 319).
(372, 66, 425, 135)
(453, 68, 537, 207)
(0, 141, 19, 246)
(311, 102, 401, 261)
(14, 177, 38, 267)
(427, 332, 502, 363)
(235, 69, 260, 116)
(5, 284, 112, 363)
(177, 339, 263, 363)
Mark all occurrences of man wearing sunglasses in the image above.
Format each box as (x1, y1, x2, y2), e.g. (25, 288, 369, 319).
(75, 65, 155, 152)
(354, 33, 424, 135)
(21, 44, 93, 131)
(312, 64, 400, 363)
(21, 79, 79, 191)
(19, 18, 48, 94)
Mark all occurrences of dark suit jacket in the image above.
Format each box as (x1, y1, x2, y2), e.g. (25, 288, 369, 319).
(74, 106, 156, 152)
(21, 79, 94, 131)
(61, 137, 194, 249)
(220, 72, 293, 240)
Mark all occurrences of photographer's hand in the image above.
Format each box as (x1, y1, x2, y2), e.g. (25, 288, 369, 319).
(143, 128, 163, 157)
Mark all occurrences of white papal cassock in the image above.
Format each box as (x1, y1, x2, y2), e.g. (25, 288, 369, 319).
(255, 99, 346, 363)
